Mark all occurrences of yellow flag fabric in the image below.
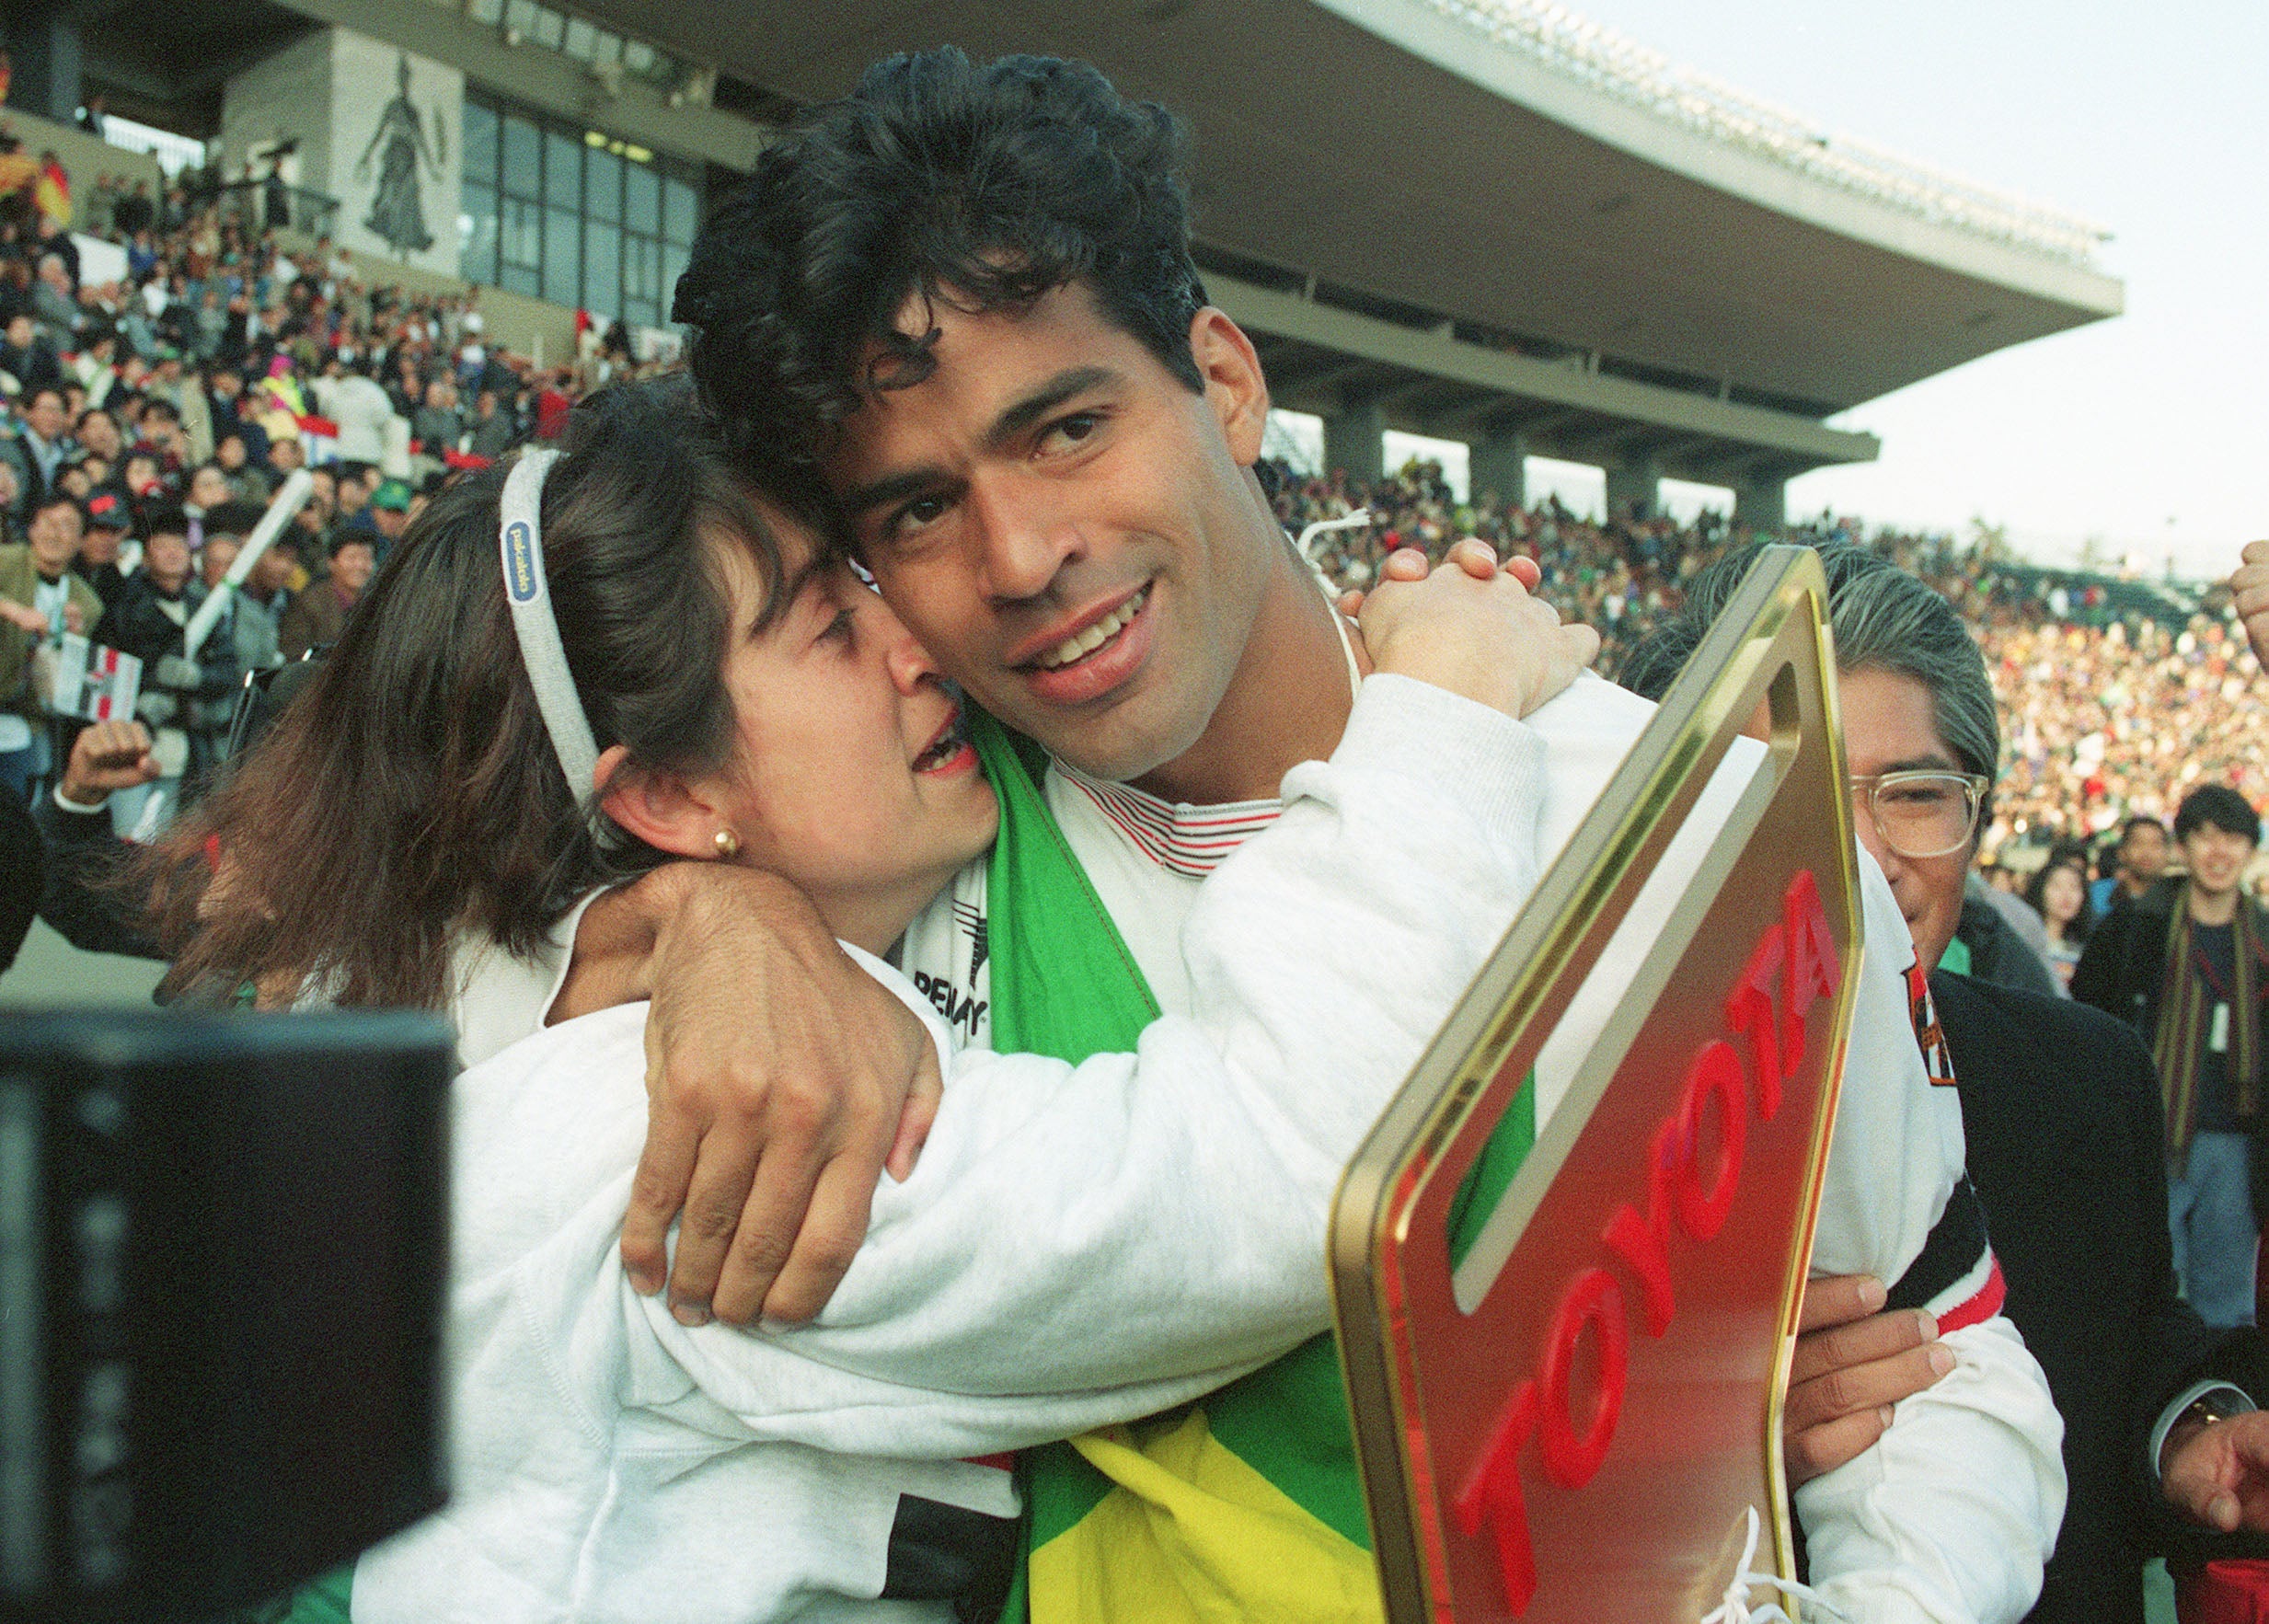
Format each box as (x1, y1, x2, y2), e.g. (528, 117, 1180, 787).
(1031, 1414, 1382, 1624)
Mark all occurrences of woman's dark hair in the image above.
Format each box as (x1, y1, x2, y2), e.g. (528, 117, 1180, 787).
(144, 378, 807, 1010)
(676, 47, 1206, 465)
(2023, 857, 2093, 946)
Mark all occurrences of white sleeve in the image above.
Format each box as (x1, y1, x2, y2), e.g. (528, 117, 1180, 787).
(446, 890, 603, 1068)
(1796, 847, 2066, 1624)
(637, 674, 1550, 1457)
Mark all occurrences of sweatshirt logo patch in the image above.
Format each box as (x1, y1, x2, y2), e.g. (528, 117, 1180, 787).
(1906, 962, 1956, 1086)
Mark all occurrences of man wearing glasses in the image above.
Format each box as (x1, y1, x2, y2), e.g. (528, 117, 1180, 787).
(1624, 543, 2269, 1623)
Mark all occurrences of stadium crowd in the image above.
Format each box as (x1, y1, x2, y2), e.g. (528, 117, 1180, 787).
(1269, 455, 2266, 888)
(0, 135, 666, 819)
(4, 44, 2269, 1624)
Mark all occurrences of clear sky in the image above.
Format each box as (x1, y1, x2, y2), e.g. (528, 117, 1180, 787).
(1536, 0, 2265, 582)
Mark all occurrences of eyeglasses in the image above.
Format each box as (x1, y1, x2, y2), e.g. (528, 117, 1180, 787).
(1849, 770, 1990, 859)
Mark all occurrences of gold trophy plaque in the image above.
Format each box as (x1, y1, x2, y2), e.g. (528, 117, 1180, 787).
(1331, 546, 1863, 1622)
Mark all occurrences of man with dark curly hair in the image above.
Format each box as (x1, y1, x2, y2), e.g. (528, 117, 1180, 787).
(559, 47, 2063, 1623)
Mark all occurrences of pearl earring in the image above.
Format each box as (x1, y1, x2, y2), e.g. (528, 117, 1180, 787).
(713, 828, 740, 859)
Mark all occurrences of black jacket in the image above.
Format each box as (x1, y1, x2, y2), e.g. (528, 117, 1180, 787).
(1935, 973, 2269, 1622)
(2071, 879, 2269, 1049)
(31, 792, 161, 961)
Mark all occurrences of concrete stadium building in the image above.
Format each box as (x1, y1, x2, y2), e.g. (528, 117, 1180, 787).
(8, 0, 2124, 526)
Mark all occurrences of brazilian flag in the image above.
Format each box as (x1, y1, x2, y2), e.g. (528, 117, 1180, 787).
(972, 713, 1535, 1624)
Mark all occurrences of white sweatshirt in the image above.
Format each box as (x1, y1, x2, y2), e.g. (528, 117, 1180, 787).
(899, 670, 2064, 1624)
(416, 668, 2064, 1623)
(355, 674, 1550, 1621)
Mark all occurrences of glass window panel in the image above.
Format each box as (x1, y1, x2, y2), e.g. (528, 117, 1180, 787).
(583, 144, 619, 223)
(501, 263, 540, 299)
(592, 30, 620, 63)
(662, 175, 697, 245)
(468, 0, 502, 22)
(660, 242, 688, 317)
(622, 296, 657, 330)
(624, 40, 654, 74)
(501, 116, 540, 199)
(503, 0, 536, 34)
(624, 161, 659, 234)
(563, 17, 596, 59)
(544, 207, 580, 306)
(582, 219, 619, 319)
(458, 180, 498, 284)
(502, 195, 541, 268)
(460, 100, 497, 183)
(531, 6, 565, 49)
(545, 131, 580, 210)
(624, 233, 660, 302)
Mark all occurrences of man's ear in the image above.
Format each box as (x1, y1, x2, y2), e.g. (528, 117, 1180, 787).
(593, 743, 719, 860)
(1189, 306, 1270, 467)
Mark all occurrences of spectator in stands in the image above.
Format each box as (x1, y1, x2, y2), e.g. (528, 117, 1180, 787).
(1626, 541, 2269, 1624)
(466, 385, 515, 463)
(310, 354, 394, 466)
(332, 465, 373, 533)
(0, 312, 62, 398)
(0, 491, 98, 798)
(238, 530, 296, 652)
(2075, 785, 2269, 1329)
(74, 405, 121, 466)
(367, 478, 411, 561)
(288, 464, 332, 556)
(534, 367, 572, 440)
(75, 492, 132, 607)
(266, 430, 303, 481)
(30, 253, 78, 350)
(145, 350, 212, 463)
(277, 530, 370, 659)
(132, 396, 186, 485)
(2087, 816, 2178, 920)
(183, 459, 232, 524)
(411, 375, 460, 465)
(1, 386, 72, 521)
(2027, 854, 2095, 990)
(113, 180, 153, 241)
(214, 429, 270, 504)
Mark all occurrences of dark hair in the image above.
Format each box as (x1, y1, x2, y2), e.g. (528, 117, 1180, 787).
(144, 505, 189, 542)
(144, 380, 800, 1010)
(2119, 814, 2168, 848)
(327, 528, 375, 559)
(2174, 784, 2261, 847)
(2023, 858, 2093, 946)
(677, 47, 1207, 465)
(1620, 541, 2000, 846)
(28, 490, 80, 524)
(204, 501, 263, 541)
(1620, 539, 1998, 780)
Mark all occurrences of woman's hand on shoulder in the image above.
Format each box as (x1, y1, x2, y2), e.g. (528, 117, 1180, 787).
(1354, 540, 1598, 720)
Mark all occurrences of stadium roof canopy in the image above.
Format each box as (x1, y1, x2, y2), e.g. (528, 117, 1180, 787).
(559, 0, 2124, 491)
(102, 0, 2125, 498)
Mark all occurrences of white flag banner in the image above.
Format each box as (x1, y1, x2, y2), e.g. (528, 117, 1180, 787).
(51, 635, 144, 724)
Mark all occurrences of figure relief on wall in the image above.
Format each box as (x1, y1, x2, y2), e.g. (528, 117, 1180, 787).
(357, 54, 447, 258)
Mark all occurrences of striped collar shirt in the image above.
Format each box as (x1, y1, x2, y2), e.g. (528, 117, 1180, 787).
(1051, 760, 1282, 880)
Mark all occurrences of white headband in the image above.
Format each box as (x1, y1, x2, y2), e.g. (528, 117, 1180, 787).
(497, 448, 600, 807)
